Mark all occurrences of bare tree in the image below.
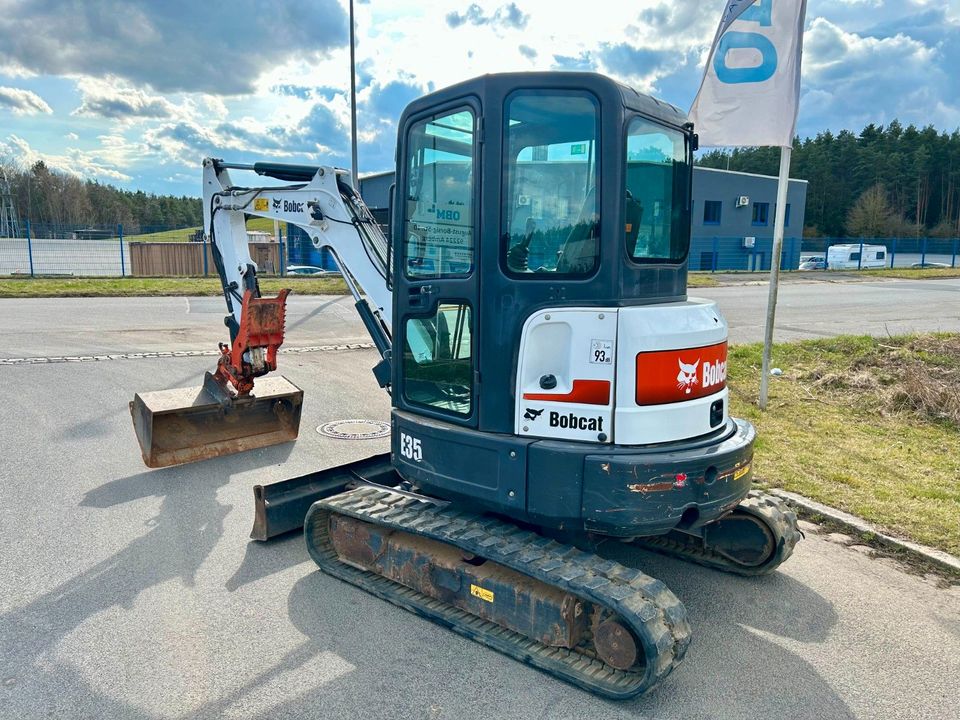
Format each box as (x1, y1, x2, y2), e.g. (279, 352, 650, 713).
(846, 183, 902, 237)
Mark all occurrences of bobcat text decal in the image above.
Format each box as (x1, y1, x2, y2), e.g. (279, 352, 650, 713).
(636, 342, 728, 405)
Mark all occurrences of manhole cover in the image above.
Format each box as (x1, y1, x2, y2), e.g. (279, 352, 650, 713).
(317, 419, 390, 440)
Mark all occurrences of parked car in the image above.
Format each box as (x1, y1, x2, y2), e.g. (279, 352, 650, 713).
(285, 265, 329, 276)
(798, 255, 826, 270)
(910, 262, 949, 269)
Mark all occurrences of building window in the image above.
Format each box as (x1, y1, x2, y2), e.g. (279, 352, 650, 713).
(785, 203, 791, 227)
(752, 202, 769, 226)
(703, 200, 722, 225)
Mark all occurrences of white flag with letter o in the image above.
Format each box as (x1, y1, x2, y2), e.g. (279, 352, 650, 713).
(689, 0, 807, 148)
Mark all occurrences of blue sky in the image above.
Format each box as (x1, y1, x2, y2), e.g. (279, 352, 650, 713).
(0, 0, 957, 196)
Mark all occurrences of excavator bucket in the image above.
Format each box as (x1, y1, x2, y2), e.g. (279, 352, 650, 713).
(130, 373, 303, 468)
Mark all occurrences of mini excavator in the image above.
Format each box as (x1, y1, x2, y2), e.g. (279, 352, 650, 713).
(130, 73, 800, 698)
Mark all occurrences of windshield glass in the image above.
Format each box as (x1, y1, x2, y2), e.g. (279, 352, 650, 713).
(624, 117, 690, 263)
(502, 92, 600, 276)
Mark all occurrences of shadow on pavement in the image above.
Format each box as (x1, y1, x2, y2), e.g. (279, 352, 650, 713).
(225, 533, 308, 593)
(268, 543, 855, 720)
(0, 442, 289, 719)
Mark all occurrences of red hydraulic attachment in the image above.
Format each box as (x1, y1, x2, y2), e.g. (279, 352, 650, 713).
(213, 288, 290, 396)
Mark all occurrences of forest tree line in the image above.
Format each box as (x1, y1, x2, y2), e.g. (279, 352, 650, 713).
(698, 120, 960, 238)
(1, 160, 202, 230)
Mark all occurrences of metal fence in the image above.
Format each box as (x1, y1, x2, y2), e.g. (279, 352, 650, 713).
(0, 222, 292, 277)
(3, 221, 959, 276)
(800, 237, 960, 270)
(691, 236, 960, 272)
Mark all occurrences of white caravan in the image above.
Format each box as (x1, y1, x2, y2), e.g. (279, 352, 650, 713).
(827, 243, 887, 269)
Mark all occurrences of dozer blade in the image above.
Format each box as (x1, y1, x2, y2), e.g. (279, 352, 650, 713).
(130, 373, 303, 468)
(251, 452, 396, 541)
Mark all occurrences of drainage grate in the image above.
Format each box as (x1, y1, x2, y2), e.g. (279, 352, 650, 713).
(317, 419, 391, 440)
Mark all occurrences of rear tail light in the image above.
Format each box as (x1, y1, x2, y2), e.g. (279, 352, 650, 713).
(710, 398, 724, 427)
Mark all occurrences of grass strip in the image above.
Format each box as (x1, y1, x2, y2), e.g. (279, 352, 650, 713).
(730, 333, 960, 556)
(0, 276, 348, 298)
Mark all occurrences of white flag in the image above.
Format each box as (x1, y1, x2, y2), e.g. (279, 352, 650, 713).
(689, 0, 807, 148)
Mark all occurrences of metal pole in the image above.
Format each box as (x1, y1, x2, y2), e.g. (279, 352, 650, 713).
(759, 145, 792, 410)
(890, 237, 896, 268)
(857, 238, 863, 270)
(26, 218, 34, 277)
(921, 236, 927, 266)
(952, 238, 957, 269)
(349, 0, 359, 190)
(118, 223, 125, 277)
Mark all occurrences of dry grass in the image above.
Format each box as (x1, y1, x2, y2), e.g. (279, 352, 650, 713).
(801, 334, 960, 425)
(729, 333, 960, 556)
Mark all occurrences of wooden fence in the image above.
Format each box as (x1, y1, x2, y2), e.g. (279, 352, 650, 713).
(129, 242, 282, 276)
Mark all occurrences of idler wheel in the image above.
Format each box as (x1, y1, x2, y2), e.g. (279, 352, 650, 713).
(594, 618, 640, 670)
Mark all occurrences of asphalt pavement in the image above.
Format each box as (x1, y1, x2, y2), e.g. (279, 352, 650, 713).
(1, 278, 959, 719)
(2, 277, 960, 359)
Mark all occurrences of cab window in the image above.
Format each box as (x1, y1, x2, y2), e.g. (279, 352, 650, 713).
(404, 108, 475, 278)
(624, 117, 690, 263)
(403, 303, 472, 416)
(502, 92, 600, 276)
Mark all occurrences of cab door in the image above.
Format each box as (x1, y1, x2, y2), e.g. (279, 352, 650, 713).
(393, 99, 481, 428)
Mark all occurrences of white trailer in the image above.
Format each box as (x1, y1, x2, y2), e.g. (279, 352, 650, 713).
(827, 243, 887, 269)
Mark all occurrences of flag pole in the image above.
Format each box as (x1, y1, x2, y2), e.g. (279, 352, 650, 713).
(758, 144, 792, 409)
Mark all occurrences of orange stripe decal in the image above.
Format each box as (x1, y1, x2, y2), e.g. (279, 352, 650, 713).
(523, 379, 611, 405)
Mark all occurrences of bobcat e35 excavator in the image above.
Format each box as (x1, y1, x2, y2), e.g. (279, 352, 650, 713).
(130, 72, 800, 698)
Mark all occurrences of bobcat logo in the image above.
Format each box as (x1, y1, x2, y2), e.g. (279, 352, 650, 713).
(677, 358, 700, 394)
(524, 408, 544, 421)
(272, 198, 281, 210)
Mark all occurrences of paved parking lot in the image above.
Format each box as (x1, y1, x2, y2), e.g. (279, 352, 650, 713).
(1, 283, 959, 719)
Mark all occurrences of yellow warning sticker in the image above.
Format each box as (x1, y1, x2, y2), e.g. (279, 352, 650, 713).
(254, 198, 269, 212)
(733, 463, 751, 481)
(470, 584, 494, 603)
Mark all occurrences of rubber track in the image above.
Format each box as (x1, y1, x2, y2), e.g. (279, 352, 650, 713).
(635, 490, 802, 577)
(305, 486, 692, 699)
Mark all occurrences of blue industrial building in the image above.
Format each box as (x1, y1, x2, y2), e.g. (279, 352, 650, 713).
(287, 166, 807, 272)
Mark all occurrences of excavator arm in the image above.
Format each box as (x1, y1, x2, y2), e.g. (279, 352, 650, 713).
(129, 158, 394, 468)
(202, 158, 393, 391)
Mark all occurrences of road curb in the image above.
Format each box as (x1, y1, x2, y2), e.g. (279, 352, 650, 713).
(769, 489, 960, 575)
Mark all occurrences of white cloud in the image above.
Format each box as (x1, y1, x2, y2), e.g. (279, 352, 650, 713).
(73, 78, 177, 119)
(0, 0, 348, 94)
(0, 86, 52, 115)
(1, 134, 133, 181)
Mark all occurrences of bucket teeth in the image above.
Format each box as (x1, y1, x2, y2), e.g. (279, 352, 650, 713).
(130, 375, 303, 468)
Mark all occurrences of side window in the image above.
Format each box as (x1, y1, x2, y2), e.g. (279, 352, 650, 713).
(625, 116, 690, 263)
(404, 108, 475, 278)
(403, 303, 472, 416)
(502, 92, 600, 276)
